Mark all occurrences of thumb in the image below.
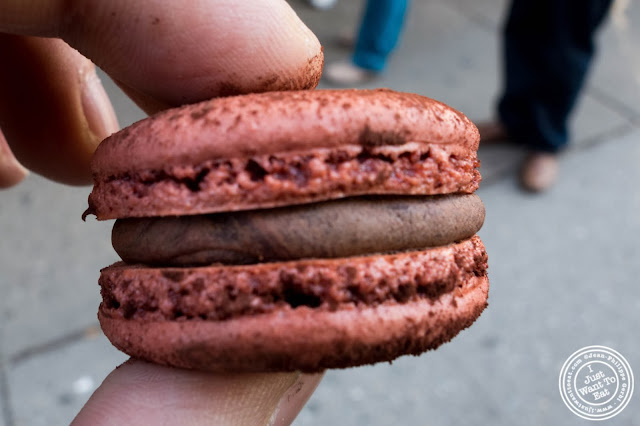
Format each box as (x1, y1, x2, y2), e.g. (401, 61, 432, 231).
(72, 359, 323, 426)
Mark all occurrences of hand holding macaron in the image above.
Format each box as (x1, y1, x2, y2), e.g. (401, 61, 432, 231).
(1, 1, 325, 425)
(0, 0, 322, 188)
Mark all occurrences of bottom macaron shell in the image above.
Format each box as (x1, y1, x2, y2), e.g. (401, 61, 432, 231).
(98, 274, 488, 373)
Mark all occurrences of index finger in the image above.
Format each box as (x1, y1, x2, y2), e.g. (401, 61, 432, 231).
(0, 0, 324, 107)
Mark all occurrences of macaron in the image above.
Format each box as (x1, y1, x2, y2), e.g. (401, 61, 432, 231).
(87, 89, 489, 372)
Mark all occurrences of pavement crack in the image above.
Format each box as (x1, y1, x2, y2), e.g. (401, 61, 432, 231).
(0, 362, 14, 426)
(587, 86, 640, 124)
(440, 0, 500, 32)
(573, 122, 636, 151)
(8, 324, 102, 367)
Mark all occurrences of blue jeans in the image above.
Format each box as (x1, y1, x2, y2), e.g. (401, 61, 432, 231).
(498, 0, 613, 152)
(352, 0, 409, 72)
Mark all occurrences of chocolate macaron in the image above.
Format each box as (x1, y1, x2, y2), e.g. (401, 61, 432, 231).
(87, 89, 489, 372)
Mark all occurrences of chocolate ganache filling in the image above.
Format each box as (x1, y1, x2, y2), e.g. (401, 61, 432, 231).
(112, 194, 484, 266)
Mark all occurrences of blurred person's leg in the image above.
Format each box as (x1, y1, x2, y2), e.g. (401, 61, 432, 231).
(352, 0, 409, 72)
(483, 0, 612, 191)
(325, 0, 409, 84)
(498, 0, 612, 153)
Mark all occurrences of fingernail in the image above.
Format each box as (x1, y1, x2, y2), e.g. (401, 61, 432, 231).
(269, 372, 324, 426)
(81, 70, 119, 143)
(0, 134, 28, 189)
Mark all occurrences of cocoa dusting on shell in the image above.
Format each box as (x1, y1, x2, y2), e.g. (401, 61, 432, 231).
(189, 106, 213, 121)
(359, 125, 409, 147)
(90, 89, 479, 179)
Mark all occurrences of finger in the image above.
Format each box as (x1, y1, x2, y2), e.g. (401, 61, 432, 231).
(72, 359, 323, 426)
(112, 78, 173, 116)
(0, 34, 119, 185)
(0, 129, 29, 188)
(1, 0, 324, 107)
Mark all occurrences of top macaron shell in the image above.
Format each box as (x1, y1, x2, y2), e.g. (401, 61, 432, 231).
(93, 89, 478, 174)
(88, 89, 481, 219)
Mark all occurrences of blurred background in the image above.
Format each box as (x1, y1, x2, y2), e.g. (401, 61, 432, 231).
(2, 0, 640, 424)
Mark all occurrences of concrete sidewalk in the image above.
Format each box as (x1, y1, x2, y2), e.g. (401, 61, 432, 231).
(2, 0, 640, 424)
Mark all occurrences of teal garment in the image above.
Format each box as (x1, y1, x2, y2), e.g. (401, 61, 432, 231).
(352, 0, 409, 72)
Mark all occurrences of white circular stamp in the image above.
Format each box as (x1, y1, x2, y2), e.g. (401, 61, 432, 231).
(559, 345, 634, 421)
